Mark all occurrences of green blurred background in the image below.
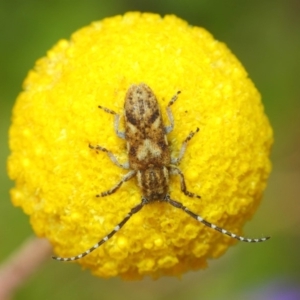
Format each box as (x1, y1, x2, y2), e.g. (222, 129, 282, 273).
(1, 0, 299, 299)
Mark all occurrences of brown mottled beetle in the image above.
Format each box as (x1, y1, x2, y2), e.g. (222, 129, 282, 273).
(53, 83, 270, 261)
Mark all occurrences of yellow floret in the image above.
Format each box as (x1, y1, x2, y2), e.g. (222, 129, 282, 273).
(8, 12, 273, 279)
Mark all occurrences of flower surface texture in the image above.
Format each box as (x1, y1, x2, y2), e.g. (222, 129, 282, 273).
(8, 12, 273, 279)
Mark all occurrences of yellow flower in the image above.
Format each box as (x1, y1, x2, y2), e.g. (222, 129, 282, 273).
(8, 12, 273, 279)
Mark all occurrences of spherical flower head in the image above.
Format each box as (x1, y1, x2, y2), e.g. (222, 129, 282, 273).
(8, 12, 273, 279)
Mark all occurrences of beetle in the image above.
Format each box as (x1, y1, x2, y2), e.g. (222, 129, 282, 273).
(52, 83, 270, 261)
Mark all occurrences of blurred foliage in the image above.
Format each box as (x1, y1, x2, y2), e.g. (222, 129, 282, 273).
(1, 0, 299, 299)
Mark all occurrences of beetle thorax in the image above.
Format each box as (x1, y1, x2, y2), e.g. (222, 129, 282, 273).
(136, 166, 169, 200)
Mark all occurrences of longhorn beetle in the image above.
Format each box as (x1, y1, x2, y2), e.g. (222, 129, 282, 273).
(52, 83, 270, 261)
